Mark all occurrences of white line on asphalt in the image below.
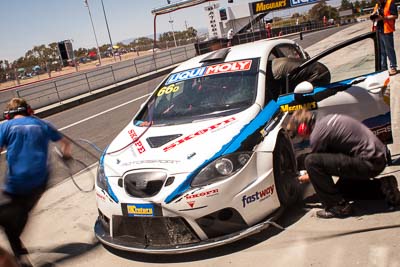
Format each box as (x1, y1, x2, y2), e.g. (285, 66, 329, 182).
(291, 28, 334, 41)
(0, 94, 151, 155)
(59, 94, 151, 131)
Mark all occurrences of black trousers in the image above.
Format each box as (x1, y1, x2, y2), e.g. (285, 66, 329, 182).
(0, 186, 45, 258)
(304, 153, 386, 208)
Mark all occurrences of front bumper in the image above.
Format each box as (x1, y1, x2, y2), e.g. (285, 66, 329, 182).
(94, 207, 284, 254)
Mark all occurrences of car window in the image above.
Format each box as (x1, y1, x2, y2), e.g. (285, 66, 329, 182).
(313, 37, 376, 83)
(135, 58, 260, 126)
(275, 44, 305, 59)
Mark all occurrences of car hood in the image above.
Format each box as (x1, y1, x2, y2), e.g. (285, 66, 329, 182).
(103, 105, 262, 177)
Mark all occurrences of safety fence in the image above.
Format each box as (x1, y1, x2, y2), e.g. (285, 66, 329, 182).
(0, 45, 196, 111)
(195, 21, 337, 55)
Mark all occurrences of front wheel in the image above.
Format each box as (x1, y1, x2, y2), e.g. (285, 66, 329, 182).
(273, 132, 300, 207)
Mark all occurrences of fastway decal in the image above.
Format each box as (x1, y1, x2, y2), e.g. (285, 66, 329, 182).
(165, 60, 252, 85)
(163, 117, 236, 152)
(242, 185, 274, 208)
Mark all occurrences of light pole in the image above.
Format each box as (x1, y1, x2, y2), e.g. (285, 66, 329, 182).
(83, 0, 102, 66)
(169, 14, 178, 47)
(100, 0, 116, 61)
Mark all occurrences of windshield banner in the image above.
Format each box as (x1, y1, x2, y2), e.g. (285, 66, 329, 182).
(166, 60, 252, 85)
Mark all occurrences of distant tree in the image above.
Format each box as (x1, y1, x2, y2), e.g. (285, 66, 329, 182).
(360, 0, 368, 8)
(308, 0, 339, 20)
(75, 48, 88, 58)
(340, 0, 353, 10)
(130, 37, 153, 50)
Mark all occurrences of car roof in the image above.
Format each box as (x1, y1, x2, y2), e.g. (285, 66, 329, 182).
(171, 38, 298, 73)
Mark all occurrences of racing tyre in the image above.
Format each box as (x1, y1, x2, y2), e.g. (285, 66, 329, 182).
(273, 132, 300, 207)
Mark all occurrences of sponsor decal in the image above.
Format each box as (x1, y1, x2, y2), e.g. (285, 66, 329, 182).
(163, 117, 236, 152)
(128, 129, 146, 154)
(242, 185, 274, 207)
(187, 152, 196, 160)
(127, 203, 154, 217)
(187, 201, 195, 208)
(165, 60, 252, 85)
(120, 159, 180, 167)
(185, 189, 219, 199)
(290, 0, 318, 7)
(372, 124, 391, 135)
(251, 0, 288, 14)
(280, 101, 317, 113)
(96, 192, 106, 201)
(157, 84, 180, 97)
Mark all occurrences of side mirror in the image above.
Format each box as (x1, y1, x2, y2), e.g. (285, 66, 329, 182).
(294, 81, 314, 95)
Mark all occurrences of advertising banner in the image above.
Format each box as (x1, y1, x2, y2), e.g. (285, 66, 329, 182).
(250, 0, 319, 14)
(251, 0, 289, 14)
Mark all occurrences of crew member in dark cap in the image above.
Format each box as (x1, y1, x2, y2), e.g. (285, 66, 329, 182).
(287, 108, 400, 218)
(0, 98, 71, 265)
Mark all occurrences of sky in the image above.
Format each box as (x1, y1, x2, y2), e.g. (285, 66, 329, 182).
(0, 0, 338, 62)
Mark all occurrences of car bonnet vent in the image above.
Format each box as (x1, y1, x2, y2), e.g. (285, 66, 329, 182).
(199, 48, 230, 63)
(147, 134, 182, 148)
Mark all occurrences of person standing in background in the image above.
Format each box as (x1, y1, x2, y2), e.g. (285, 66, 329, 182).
(227, 28, 234, 47)
(371, 0, 398, 75)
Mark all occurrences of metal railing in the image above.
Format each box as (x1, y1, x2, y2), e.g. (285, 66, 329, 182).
(0, 45, 196, 111)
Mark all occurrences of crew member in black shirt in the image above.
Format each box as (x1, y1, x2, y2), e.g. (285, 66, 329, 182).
(287, 109, 400, 218)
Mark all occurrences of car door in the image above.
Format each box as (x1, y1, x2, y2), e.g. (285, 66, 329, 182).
(278, 31, 392, 144)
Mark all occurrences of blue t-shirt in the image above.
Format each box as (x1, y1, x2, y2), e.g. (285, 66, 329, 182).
(0, 116, 62, 195)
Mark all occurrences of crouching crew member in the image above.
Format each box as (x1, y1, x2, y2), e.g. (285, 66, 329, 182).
(287, 109, 400, 218)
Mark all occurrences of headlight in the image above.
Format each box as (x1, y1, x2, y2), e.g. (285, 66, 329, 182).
(96, 163, 108, 191)
(191, 152, 252, 187)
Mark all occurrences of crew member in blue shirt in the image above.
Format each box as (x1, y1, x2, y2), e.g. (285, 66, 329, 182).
(0, 98, 71, 264)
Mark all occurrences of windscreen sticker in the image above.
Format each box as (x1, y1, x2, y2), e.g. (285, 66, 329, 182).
(157, 84, 180, 97)
(165, 60, 252, 85)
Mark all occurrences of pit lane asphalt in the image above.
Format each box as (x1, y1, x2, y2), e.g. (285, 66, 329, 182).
(1, 22, 400, 266)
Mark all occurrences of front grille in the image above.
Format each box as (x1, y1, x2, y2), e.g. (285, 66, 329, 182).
(124, 171, 167, 198)
(112, 215, 200, 247)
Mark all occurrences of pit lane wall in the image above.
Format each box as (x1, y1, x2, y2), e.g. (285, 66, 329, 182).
(0, 45, 196, 113)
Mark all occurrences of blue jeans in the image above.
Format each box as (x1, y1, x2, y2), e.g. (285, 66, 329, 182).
(378, 30, 397, 70)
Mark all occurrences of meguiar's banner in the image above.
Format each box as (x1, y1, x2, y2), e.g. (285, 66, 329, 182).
(250, 0, 318, 14)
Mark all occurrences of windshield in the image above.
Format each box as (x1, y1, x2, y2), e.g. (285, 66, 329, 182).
(135, 58, 260, 126)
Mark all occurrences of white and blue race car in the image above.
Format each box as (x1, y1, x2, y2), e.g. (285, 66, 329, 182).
(94, 31, 392, 253)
